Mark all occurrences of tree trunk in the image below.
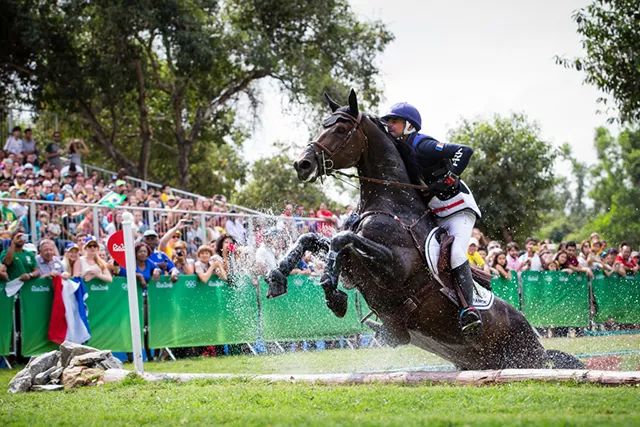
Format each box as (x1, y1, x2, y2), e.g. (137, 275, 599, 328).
(171, 86, 191, 188)
(134, 58, 152, 180)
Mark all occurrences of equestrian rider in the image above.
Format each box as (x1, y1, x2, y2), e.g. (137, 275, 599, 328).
(382, 102, 483, 335)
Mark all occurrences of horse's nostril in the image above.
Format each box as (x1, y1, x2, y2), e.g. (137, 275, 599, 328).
(298, 159, 312, 171)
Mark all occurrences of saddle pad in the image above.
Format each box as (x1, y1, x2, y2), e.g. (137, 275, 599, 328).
(425, 227, 494, 311)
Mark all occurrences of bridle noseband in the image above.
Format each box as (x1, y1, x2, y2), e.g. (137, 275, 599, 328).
(308, 111, 369, 176)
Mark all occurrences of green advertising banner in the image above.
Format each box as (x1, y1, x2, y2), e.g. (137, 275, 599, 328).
(0, 282, 15, 355)
(521, 271, 590, 327)
(85, 278, 144, 352)
(147, 275, 259, 348)
(19, 279, 58, 356)
(260, 275, 367, 341)
(592, 273, 640, 324)
(490, 275, 520, 309)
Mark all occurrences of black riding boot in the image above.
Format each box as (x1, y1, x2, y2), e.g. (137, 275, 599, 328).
(451, 261, 482, 336)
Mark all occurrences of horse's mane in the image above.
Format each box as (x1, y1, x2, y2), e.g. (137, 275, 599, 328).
(368, 115, 423, 186)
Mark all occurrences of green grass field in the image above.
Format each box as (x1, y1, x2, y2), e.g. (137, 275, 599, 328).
(1, 335, 639, 426)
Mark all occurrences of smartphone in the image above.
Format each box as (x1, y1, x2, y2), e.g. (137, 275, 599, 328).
(183, 219, 194, 225)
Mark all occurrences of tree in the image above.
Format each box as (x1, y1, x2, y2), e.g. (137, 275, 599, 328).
(559, 0, 640, 123)
(1, 0, 392, 190)
(234, 151, 330, 211)
(584, 127, 640, 246)
(448, 114, 558, 242)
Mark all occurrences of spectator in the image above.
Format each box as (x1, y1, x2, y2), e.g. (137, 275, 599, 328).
(213, 234, 237, 280)
(22, 128, 37, 156)
(4, 126, 23, 155)
(67, 138, 89, 167)
(45, 131, 63, 170)
(291, 250, 314, 275)
(316, 203, 337, 237)
(615, 242, 638, 276)
(36, 239, 64, 278)
(565, 241, 594, 278)
(546, 260, 559, 271)
(554, 250, 575, 274)
(255, 228, 279, 275)
(578, 240, 591, 269)
(78, 236, 112, 283)
(0, 194, 17, 222)
(117, 242, 160, 288)
(62, 242, 81, 278)
(490, 250, 511, 280)
(505, 242, 522, 271)
(159, 218, 191, 259)
(518, 237, 542, 272)
(143, 229, 179, 282)
(225, 211, 246, 245)
(467, 237, 490, 274)
(602, 249, 619, 277)
(0, 230, 39, 282)
(194, 245, 226, 282)
(171, 239, 195, 275)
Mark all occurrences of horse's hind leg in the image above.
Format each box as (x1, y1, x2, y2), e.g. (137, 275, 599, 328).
(266, 233, 330, 298)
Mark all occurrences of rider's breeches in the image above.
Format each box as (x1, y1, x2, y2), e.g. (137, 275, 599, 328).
(435, 209, 476, 269)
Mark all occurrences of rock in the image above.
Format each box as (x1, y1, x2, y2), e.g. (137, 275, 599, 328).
(69, 350, 112, 368)
(49, 366, 64, 383)
(34, 365, 61, 385)
(60, 341, 99, 367)
(8, 368, 33, 393)
(27, 351, 60, 379)
(32, 384, 64, 392)
(62, 366, 104, 389)
(103, 368, 131, 384)
(97, 355, 124, 370)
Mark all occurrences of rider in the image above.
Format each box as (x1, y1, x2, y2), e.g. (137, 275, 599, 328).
(382, 102, 483, 335)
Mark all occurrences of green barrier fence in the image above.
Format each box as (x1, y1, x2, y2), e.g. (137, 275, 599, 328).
(19, 279, 58, 356)
(85, 279, 143, 352)
(147, 276, 259, 348)
(260, 275, 368, 341)
(592, 273, 640, 324)
(490, 275, 520, 309)
(8, 272, 640, 356)
(0, 283, 14, 356)
(521, 271, 590, 327)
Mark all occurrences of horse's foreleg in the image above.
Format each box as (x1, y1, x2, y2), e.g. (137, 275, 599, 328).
(320, 231, 395, 317)
(266, 233, 330, 298)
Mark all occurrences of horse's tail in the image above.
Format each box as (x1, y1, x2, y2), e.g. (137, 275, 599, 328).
(544, 349, 585, 369)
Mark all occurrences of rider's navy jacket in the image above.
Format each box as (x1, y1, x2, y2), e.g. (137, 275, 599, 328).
(406, 133, 474, 183)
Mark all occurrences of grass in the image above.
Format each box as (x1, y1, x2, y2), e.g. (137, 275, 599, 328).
(1, 335, 639, 426)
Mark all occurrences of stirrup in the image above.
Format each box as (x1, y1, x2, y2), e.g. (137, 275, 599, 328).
(459, 306, 482, 334)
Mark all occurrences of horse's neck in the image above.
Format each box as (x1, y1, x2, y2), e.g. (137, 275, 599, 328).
(358, 119, 425, 213)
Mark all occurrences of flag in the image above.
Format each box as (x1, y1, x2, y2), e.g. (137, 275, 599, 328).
(48, 276, 91, 345)
(98, 191, 127, 208)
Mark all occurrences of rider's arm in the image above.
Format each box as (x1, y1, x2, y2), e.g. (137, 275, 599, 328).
(414, 137, 474, 176)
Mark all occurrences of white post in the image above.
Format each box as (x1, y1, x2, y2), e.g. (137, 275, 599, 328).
(122, 212, 144, 373)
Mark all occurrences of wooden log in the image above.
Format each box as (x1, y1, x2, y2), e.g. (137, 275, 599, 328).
(103, 369, 640, 386)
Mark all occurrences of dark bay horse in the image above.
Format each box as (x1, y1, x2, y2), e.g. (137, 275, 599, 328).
(267, 89, 582, 370)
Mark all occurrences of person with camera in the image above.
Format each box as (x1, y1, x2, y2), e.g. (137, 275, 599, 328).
(194, 245, 227, 282)
(143, 229, 179, 282)
(0, 229, 40, 282)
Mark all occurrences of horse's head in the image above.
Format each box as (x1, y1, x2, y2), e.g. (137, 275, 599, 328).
(294, 89, 368, 182)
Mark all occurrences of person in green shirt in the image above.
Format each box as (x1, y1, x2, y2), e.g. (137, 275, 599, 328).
(0, 230, 40, 281)
(0, 192, 16, 223)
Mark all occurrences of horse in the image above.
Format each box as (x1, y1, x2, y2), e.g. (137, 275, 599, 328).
(266, 89, 583, 370)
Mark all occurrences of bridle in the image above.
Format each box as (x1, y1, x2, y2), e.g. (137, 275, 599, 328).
(308, 111, 368, 177)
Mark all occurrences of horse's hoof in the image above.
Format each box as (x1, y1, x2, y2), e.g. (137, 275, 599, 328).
(326, 290, 348, 318)
(266, 269, 288, 298)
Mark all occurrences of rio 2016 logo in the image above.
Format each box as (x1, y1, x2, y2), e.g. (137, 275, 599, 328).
(111, 243, 125, 252)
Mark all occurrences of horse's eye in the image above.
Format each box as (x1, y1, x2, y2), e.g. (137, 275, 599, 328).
(335, 126, 346, 134)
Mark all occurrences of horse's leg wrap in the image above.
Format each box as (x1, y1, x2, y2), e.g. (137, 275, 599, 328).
(320, 250, 348, 317)
(266, 233, 330, 298)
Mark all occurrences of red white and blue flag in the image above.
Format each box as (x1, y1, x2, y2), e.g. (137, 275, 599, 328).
(48, 276, 91, 344)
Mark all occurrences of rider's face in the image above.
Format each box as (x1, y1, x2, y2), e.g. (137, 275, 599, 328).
(386, 118, 405, 138)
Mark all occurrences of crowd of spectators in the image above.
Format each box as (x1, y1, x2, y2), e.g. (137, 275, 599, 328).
(466, 231, 639, 281)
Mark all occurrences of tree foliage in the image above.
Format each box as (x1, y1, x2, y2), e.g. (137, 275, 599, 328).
(448, 114, 558, 242)
(234, 151, 330, 211)
(584, 127, 640, 246)
(560, 0, 640, 123)
(0, 0, 392, 193)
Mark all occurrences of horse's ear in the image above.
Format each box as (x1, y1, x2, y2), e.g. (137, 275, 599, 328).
(324, 92, 340, 112)
(348, 89, 359, 117)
